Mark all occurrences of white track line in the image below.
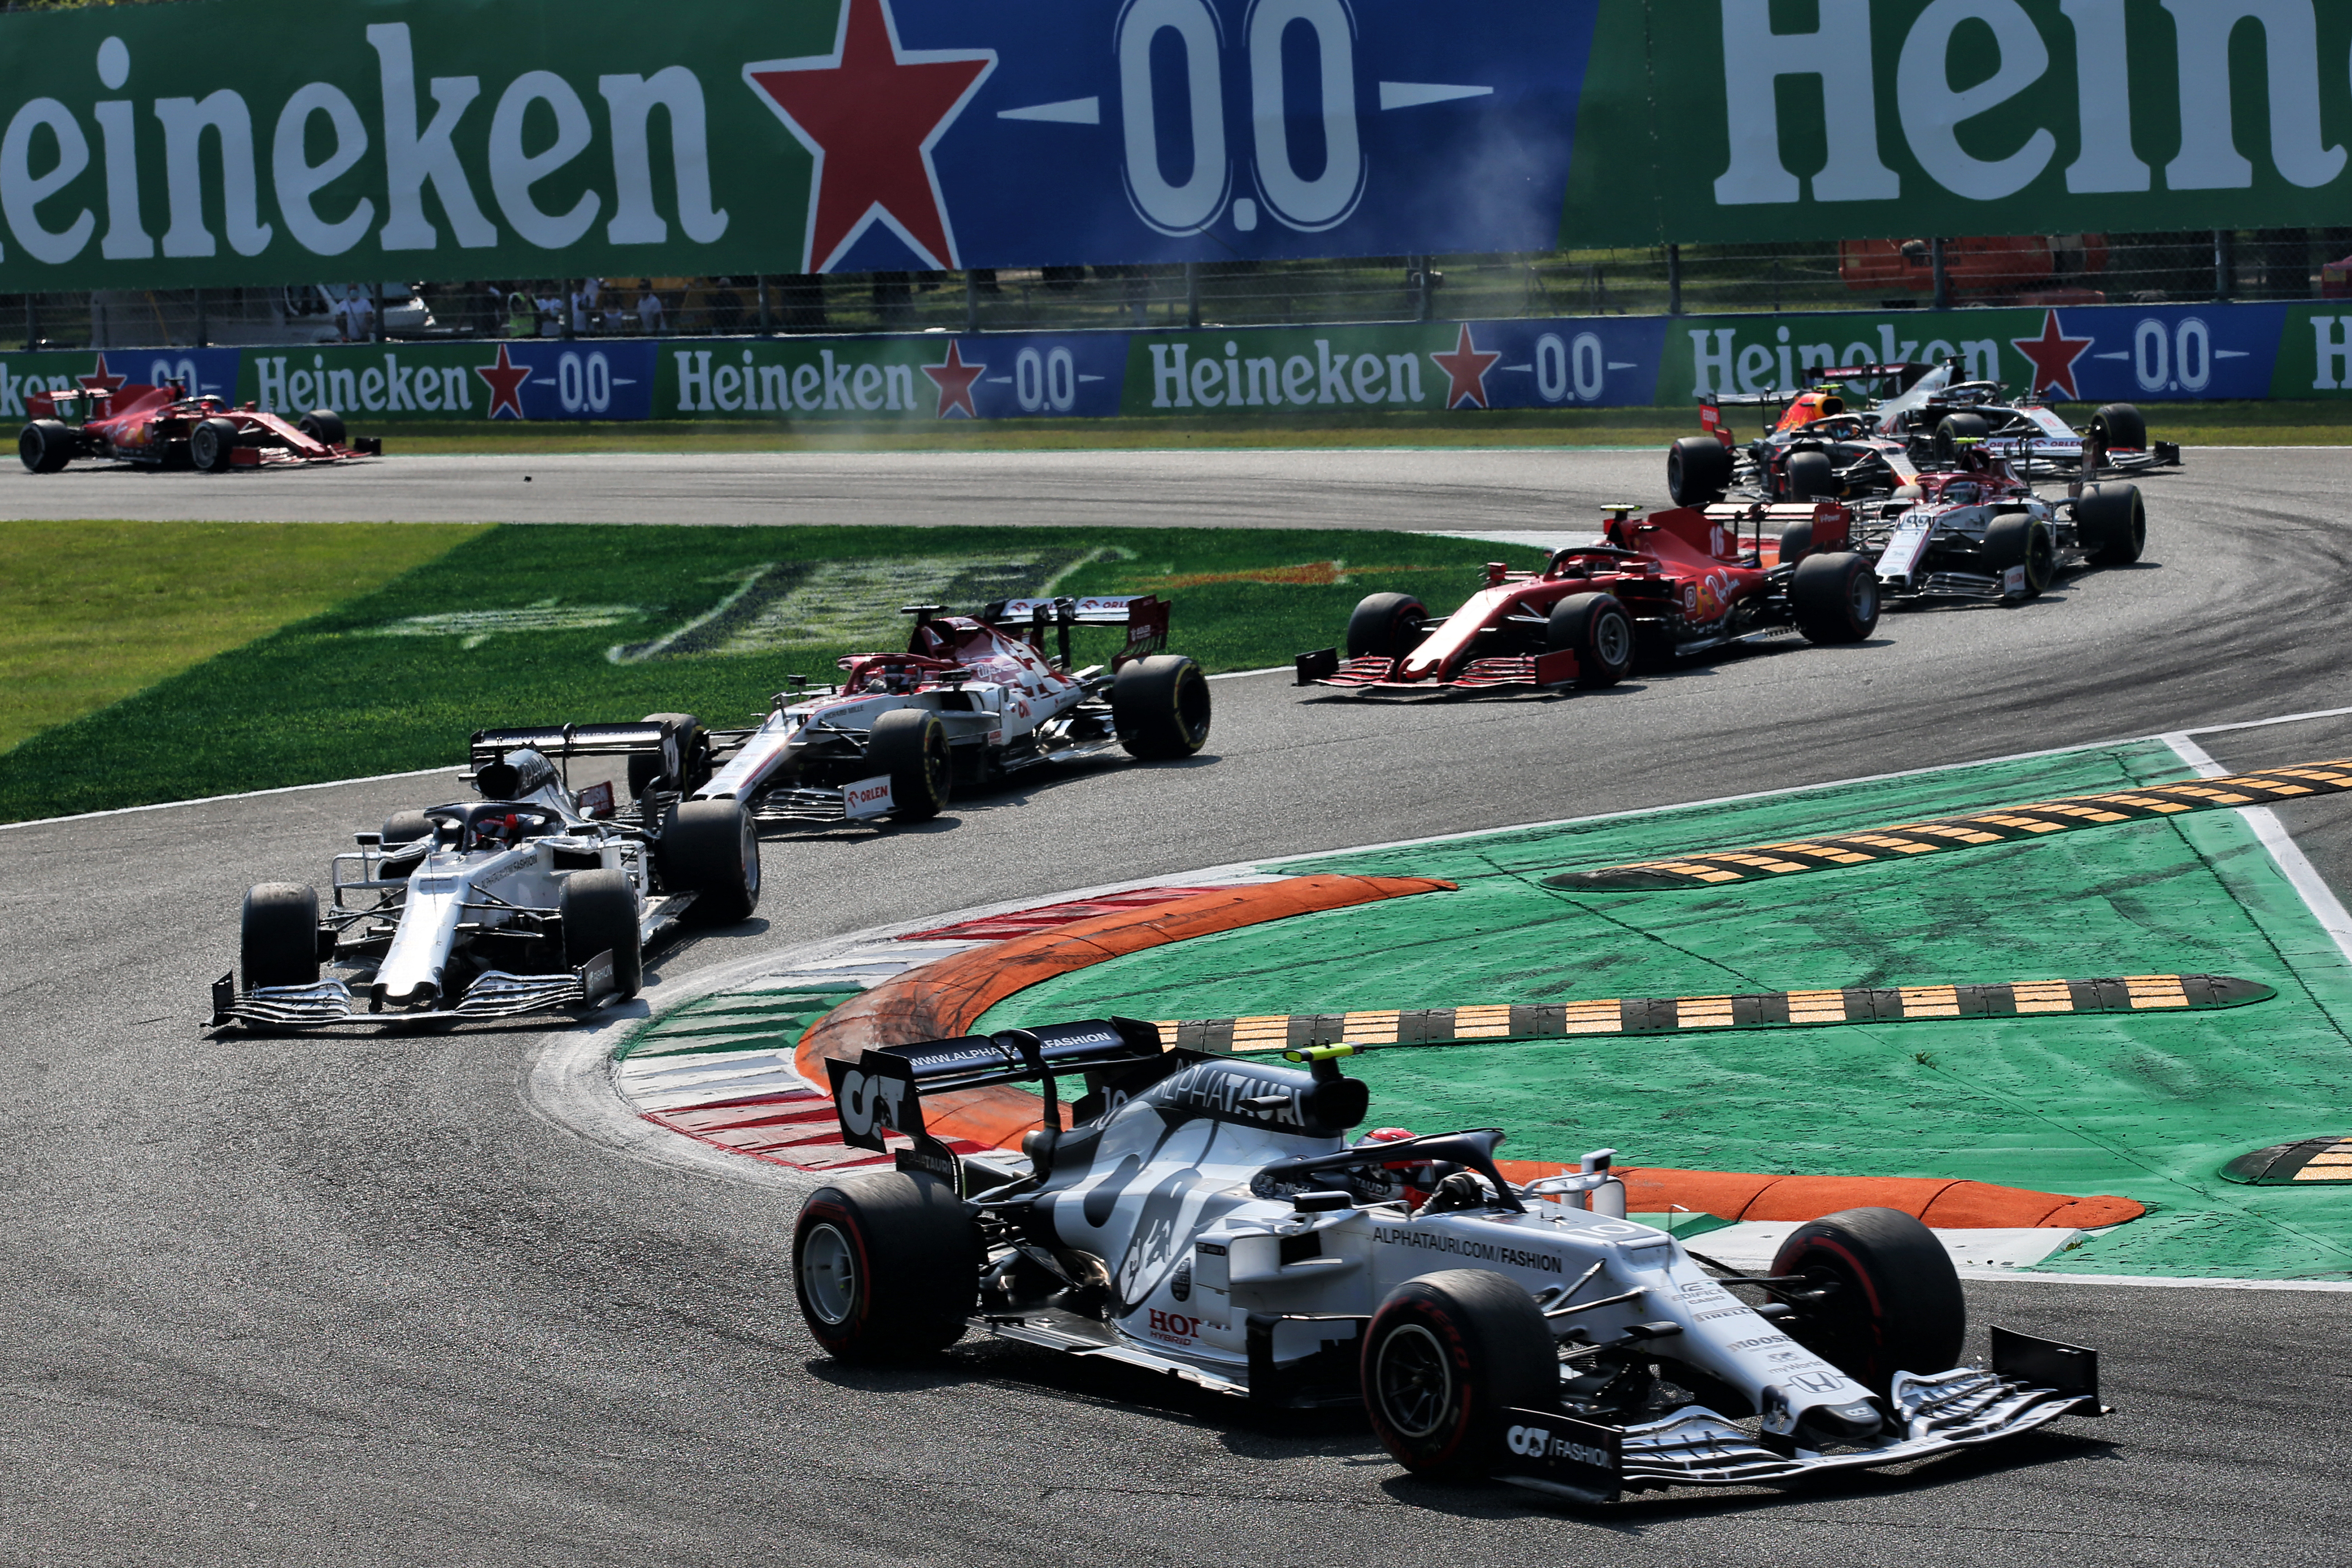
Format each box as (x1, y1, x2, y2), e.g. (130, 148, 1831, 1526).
(2160, 731, 2352, 970)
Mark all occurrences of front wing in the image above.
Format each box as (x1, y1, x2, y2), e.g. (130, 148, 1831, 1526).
(209, 951, 621, 1029)
(1295, 650, 1582, 694)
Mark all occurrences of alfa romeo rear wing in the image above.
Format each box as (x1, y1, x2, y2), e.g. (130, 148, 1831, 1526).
(826, 1017, 1167, 1155)
(978, 594, 1171, 666)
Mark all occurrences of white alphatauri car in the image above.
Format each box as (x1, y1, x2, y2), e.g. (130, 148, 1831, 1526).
(793, 1021, 2105, 1502)
(211, 729, 758, 1029)
(664, 596, 1211, 829)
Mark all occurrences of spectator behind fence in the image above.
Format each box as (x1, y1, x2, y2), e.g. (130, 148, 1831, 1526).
(334, 284, 374, 342)
(636, 281, 664, 336)
(506, 290, 535, 338)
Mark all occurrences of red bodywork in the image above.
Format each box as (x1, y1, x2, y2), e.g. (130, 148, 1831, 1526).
(1313, 502, 1851, 694)
(24, 383, 376, 469)
(1839, 235, 2110, 307)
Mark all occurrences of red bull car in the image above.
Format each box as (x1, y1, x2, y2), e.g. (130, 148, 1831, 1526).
(1294, 504, 1882, 696)
(18, 380, 379, 472)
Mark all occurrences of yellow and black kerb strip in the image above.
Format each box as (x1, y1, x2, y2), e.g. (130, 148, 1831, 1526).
(1152, 973, 2271, 1055)
(1545, 760, 2352, 892)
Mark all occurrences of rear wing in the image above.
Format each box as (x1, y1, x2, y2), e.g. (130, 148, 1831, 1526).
(469, 720, 683, 771)
(977, 594, 1171, 667)
(825, 1017, 1167, 1155)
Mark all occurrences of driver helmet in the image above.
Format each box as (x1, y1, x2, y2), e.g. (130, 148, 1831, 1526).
(1942, 480, 1981, 505)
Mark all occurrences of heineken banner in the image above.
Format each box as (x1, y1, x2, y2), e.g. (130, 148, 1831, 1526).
(0, 0, 2349, 292)
(9, 301, 2348, 423)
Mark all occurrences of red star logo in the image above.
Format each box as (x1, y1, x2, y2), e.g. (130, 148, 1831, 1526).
(2010, 309, 2096, 401)
(1428, 324, 1502, 410)
(744, 0, 995, 272)
(920, 341, 985, 419)
(79, 353, 126, 394)
(473, 343, 533, 420)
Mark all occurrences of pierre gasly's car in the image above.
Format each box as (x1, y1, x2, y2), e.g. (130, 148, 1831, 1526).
(1848, 444, 2149, 605)
(20, 380, 379, 472)
(1293, 504, 1881, 696)
(670, 596, 1211, 829)
(209, 727, 757, 1029)
(793, 1021, 2105, 1501)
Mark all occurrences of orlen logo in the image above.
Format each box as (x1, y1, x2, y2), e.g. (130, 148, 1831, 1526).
(1504, 1425, 1611, 1468)
(1147, 1309, 1200, 1340)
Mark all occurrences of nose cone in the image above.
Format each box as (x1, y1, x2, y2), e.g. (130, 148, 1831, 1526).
(372, 978, 441, 1011)
(1803, 1399, 1884, 1444)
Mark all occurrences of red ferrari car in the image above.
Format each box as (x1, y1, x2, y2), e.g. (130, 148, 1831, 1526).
(1295, 503, 1881, 695)
(18, 381, 379, 472)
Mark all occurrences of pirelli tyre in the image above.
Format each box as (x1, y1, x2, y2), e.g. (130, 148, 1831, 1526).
(1783, 449, 1835, 501)
(18, 419, 73, 473)
(1362, 1269, 1560, 1480)
(2075, 483, 2147, 567)
(189, 417, 240, 473)
(558, 867, 642, 998)
(1769, 1207, 1965, 1398)
(1112, 653, 1212, 760)
(657, 798, 761, 924)
(1667, 435, 1734, 506)
(1933, 412, 1992, 464)
(1789, 551, 1881, 644)
(298, 408, 348, 447)
(1983, 512, 2057, 597)
(628, 712, 709, 803)
(1544, 593, 1634, 689)
(794, 1171, 981, 1362)
(866, 707, 951, 821)
(1345, 592, 1428, 659)
(2088, 402, 2147, 454)
(241, 882, 322, 990)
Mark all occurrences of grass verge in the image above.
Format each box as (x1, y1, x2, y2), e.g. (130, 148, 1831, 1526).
(0, 523, 1547, 823)
(0, 521, 486, 756)
(372, 400, 2352, 456)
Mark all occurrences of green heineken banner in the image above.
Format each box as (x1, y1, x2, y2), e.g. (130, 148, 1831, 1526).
(0, 1, 2347, 293)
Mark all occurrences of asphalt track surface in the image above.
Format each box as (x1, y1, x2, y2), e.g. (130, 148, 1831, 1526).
(5, 446, 2352, 1564)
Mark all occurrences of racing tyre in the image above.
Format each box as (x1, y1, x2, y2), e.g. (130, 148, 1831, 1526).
(189, 417, 239, 473)
(1112, 653, 1212, 760)
(1789, 551, 1880, 644)
(380, 810, 436, 845)
(1982, 512, 2057, 597)
(19, 420, 71, 473)
(559, 867, 642, 999)
(657, 799, 761, 924)
(1667, 436, 1733, 506)
(1362, 1269, 1559, 1480)
(794, 1171, 981, 1362)
(629, 712, 708, 802)
(866, 707, 951, 820)
(1544, 593, 1634, 689)
(1345, 592, 1428, 660)
(298, 409, 348, 447)
(2075, 482, 2146, 566)
(2088, 402, 2146, 454)
(1777, 519, 1814, 567)
(1769, 1207, 1965, 1397)
(1933, 412, 1992, 464)
(1783, 450, 1836, 501)
(241, 883, 321, 990)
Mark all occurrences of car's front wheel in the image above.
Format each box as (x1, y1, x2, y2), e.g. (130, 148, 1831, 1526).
(559, 867, 643, 998)
(241, 883, 322, 990)
(1769, 1207, 1965, 1396)
(1983, 512, 2057, 597)
(1545, 592, 1634, 688)
(794, 1172, 980, 1362)
(1362, 1269, 1559, 1480)
(1345, 592, 1428, 660)
(866, 707, 951, 820)
(658, 799, 761, 924)
(1112, 653, 1212, 759)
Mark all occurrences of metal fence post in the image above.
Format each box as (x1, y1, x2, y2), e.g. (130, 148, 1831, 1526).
(1666, 245, 1682, 315)
(2213, 230, 2232, 299)
(757, 275, 770, 337)
(194, 287, 207, 348)
(1930, 238, 1950, 311)
(965, 270, 978, 333)
(22, 294, 33, 352)
(559, 279, 575, 338)
(371, 279, 384, 343)
(1184, 261, 1200, 329)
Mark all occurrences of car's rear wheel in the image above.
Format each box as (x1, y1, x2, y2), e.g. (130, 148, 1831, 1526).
(1362, 1269, 1559, 1480)
(657, 799, 760, 923)
(1783, 450, 1835, 500)
(1667, 436, 1734, 506)
(2074, 483, 2146, 566)
(1769, 1207, 1965, 1397)
(298, 409, 348, 447)
(794, 1171, 980, 1362)
(189, 417, 239, 473)
(19, 420, 72, 473)
(1345, 592, 1428, 660)
(1983, 512, 2056, 597)
(1545, 592, 1634, 688)
(866, 707, 950, 820)
(1112, 653, 1212, 759)
(1789, 551, 1880, 643)
(558, 867, 642, 998)
(1933, 412, 1991, 464)
(241, 883, 321, 990)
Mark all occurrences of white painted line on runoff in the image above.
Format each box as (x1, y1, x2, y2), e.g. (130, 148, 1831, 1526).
(2161, 731, 2352, 971)
(0, 764, 458, 832)
(1954, 1269, 2352, 1292)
